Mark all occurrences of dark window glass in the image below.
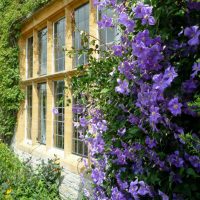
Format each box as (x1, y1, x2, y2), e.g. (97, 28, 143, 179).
(72, 93, 88, 157)
(38, 28, 47, 75)
(73, 3, 89, 67)
(26, 85, 32, 140)
(54, 80, 65, 149)
(54, 18, 65, 72)
(27, 37, 33, 78)
(38, 83, 47, 144)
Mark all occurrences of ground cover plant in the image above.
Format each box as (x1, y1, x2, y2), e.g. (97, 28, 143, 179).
(70, 0, 200, 199)
(0, 142, 62, 200)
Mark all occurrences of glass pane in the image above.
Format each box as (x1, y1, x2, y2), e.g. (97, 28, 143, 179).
(107, 28, 115, 44)
(54, 18, 65, 72)
(73, 3, 89, 67)
(27, 37, 33, 78)
(27, 85, 32, 140)
(38, 28, 47, 75)
(38, 83, 47, 144)
(72, 91, 88, 157)
(78, 141, 83, 155)
(99, 8, 117, 50)
(54, 80, 65, 149)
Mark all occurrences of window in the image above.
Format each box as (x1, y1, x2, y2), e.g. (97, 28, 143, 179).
(73, 3, 89, 67)
(54, 18, 66, 72)
(27, 36, 33, 78)
(38, 27, 47, 75)
(54, 80, 65, 149)
(26, 85, 32, 140)
(99, 8, 118, 51)
(72, 94, 88, 157)
(38, 83, 47, 144)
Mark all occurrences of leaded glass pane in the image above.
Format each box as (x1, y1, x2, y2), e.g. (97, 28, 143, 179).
(72, 93, 88, 157)
(27, 37, 33, 78)
(54, 80, 65, 149)
(99, 8, 117, 51)
(73, 3, 89, 67)
(38, 83, 47, 144)
(54, 18, 66, 72)
(26, 85, 32, 140)
(38, 28, 47, 75)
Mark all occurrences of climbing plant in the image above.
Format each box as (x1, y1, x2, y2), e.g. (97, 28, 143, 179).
(0, 0, 50, 143)
(70, 0, 200, 199)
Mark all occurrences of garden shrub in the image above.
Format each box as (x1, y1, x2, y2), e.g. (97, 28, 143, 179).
(0, 142, 62, 200)
(70, 0, 200, 199)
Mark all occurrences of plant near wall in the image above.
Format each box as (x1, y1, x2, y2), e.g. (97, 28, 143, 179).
(70, 0, 200, 199)
(0, 142, 62, 199)
(0, 0, 51, 143)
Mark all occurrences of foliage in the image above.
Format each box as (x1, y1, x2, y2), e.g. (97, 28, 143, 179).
(0, 0, 50, 143)
(69, 0, 200, 199)
(0, 142, 62, 199)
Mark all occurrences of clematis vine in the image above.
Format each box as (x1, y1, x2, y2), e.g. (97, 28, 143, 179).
(184, 26, 200, 46)
(71, 0, 200, 199)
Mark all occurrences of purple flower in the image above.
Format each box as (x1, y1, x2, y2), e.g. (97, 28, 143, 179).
(136, 85, 158, 110)
(118, 13, 135, 32)
(168, 98, 182, 116)
(118, 13, 128, 24)
(132, 158, 144, 175)
(118, 61, 135, 80)
(91, 168, 105, 185)
(145, 136, 157, 149)
(79, 117, 88, 127)
(117, 127, 126, 136)
(128, 114, 139, 125)
(90, 136, 105, 156)
(125, 20, 135, 32)
(98, 15, 113, 28)
(182, 79, 198, 93)
(97, 120, 108, 132)
(112, 45, 123, 57)
(184, 26, 200, 46)
(133, 3, 145, 19)
(153, 67, 177, 92)
(115, 79, 130, 95)
(133, 3, 156, 25)
(137, 181, 151, 196)
(158, 190, 169, 200)
(111, 187, 125, 200)
(167, 151, 184, 168)
(72, 104, 84, 114)
(112, 148, 127, 165)
(153, 73, 169, 91)
(149, 106, 160, 124)
(191, 62, 200, 78)
(132, 41, 148, 58)
(188, 1, 200, 11)
(188, 155, 200, 169)
(163, 66, 178, 85)
(83, 189, 90, 197)
(52, 107, 59, 115)
(116, 174, 128, 190)
(129, 179, 139, 198)
(143, 15, 156, 26)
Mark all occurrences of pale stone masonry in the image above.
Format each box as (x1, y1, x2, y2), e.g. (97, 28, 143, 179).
(14, 0, 98, 198)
